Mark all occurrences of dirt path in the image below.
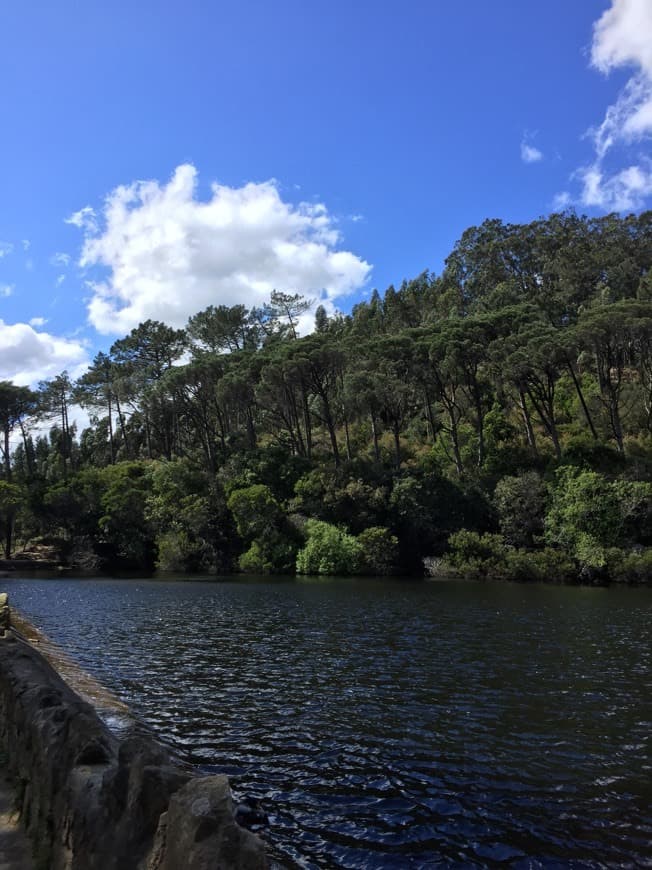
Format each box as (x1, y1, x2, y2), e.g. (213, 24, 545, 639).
(0, 769, 33, 870)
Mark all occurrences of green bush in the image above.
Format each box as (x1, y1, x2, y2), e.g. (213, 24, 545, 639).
(357, 526, 399, 575)
(227, 483, 299, 573)
(503, 547, 577, 584)
(296, 520, 363, 575)
(494, 471, 546, 548)
(545, 467, 652, 568)
(239, 541, 271, 574)
(606, 548, 652, 585)
(156, 529, 213, 573)
(445, 530, 507, 578)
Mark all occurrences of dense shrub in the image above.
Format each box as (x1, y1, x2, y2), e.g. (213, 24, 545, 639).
(606, 548, 652, 585)
(545, 467, 652, 568)
(357, 526, 399, 575)
(296, 520, 363, 575)
(228, 484, 299, 573)
(156, 529, 213, 573)
(503, 547, 577, 584)
(445, 530, 507, 577)
(494, 471, 547, 547)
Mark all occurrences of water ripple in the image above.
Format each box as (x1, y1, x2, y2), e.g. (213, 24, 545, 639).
(5, 576, 652, 868)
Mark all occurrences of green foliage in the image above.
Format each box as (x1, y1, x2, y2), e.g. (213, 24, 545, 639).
(96, 462, 156, 568)
(607, 548, 652, 584)
(147, 459, 235, 572)
(292, 469, 388, 533)
(544, 467, 652, 567)
(227, 484, 298, 573)
(42, 462, 156, 569)
(239, 538, 297, 574)
(389, 470, 493, 569)
(612, 479, 652, 545)
(220, 446, 310, 502)
(544, 467, 620, 561)
(494, 472, 547, 548)
(156, 529, 211, 572)
(4, 220, 652, 582)
(445, 530, 507, 578)
(0, 480, 26, 557)
(296, 519, 363, 575)
(502, 547, 577, 584)
(446, 531, 577, 583)
(0, 480, 25, 513)
(357, 526, 399, 575)
(227, 484, 283, 541)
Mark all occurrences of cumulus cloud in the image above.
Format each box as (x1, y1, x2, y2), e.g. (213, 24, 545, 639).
(521, 141, 544, 164)
(592, 0, 652, 79)
(0, 242, 13, 259)
(0, 284, 14, 298)
(558, 0, 652, 211)
(0, 319, 89, 386)
(70, 164, 371, 335)
(576, 161, 652, 211)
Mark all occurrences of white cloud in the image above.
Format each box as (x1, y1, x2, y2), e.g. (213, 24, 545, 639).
(552, 191, 572, 210)
(28, 317, 47, 327)
(566, 0, 652, 211)
(589, 74, 652, 158)
(592, 0, 652, 78)
(521, 141, 544, 164)
(65, 206, 98, 233)
(0, 319, 89, 386)
(0, 284, 14, 298)
(50, 251, 71, 268)
(71, 164, 371, 335)
(576, 161, 652, 211)
(21, 240, 30, 252)
(55, 274, 66, 287)
(0, 242, 13, 259)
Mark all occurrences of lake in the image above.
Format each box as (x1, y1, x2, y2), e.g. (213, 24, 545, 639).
(4, 576, 652, 868)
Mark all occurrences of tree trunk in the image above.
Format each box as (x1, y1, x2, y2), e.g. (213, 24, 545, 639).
(107, 395, 115, 464)
(518, 387, 538, 456)
(115, 396, 130, 458)
(4, 515, 12, 560)
(526, 387, 561, 461)
(393, 424, 401, 470)
(370, 413, 380, 463)
(423, 388, 436, 444)
(320, 394, 340, 467)
(565, 358, 598, 440)
(3, 426, 11, 480)
(19, 421, 34, 477)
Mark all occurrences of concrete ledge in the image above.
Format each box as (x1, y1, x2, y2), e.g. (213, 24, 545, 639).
(0, 599, 267, 869)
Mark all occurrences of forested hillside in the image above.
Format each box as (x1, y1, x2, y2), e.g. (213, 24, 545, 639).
(2, 211, 652, 582)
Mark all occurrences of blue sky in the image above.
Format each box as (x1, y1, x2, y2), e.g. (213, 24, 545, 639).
(0, 0, 651, 385)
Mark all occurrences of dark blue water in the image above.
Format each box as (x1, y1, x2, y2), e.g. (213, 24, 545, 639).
(4, 576, 652, 868)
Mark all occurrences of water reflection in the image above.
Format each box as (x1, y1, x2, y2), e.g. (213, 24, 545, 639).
(6, 576, 652, 868)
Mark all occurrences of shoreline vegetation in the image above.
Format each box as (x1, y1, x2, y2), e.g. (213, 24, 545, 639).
(1, 211, 651, 586)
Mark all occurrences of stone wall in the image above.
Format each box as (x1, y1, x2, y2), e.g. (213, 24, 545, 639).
(0, 597, 267, 869)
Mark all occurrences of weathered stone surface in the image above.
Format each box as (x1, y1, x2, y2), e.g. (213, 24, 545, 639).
(0, 594, 8, 633)
(0, 767, 34, 869)
(150, 776, 267, 870)
(0, 604, 268, 869)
